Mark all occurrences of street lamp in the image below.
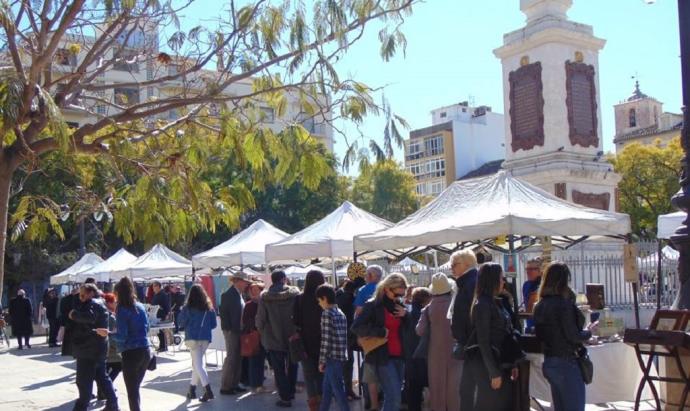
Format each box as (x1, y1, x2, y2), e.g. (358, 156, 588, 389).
(669, 0, 690, 309)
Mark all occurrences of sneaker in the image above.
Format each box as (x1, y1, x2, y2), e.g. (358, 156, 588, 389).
(276, 399, 292, 408)
(253, 386, 268, 394)
(233, 386, 247, 393)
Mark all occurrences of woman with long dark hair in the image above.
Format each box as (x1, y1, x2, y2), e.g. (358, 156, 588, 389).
(294, 270, 326, 411)
(179, 284, 218, 402)
(351, 273, 410, 411)
(113, 277, 151, 411)
(534, 262, 593, 411)
(464, 263, 518, 411)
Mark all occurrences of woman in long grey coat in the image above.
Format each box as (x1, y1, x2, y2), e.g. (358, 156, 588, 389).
(416, 273, 461, 411)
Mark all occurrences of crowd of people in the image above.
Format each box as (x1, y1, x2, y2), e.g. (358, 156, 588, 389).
(3, 247, 596, 411)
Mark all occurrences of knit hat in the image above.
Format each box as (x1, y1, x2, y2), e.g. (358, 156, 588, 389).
(429, 273, 453, 296)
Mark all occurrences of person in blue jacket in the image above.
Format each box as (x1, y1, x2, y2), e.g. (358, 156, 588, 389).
(178, 284, 218, 402)
(112, 277, 151, 411)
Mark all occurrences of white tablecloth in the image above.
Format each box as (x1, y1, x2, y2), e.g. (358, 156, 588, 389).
(527, 342, 656, 404)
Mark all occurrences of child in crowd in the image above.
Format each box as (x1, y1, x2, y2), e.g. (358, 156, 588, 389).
(316, 284, 350, 411)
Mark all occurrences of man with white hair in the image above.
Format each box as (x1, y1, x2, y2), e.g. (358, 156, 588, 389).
(448, 249, 479, 411)
(353, 264, 384, 411)
(9, 289, 33, 349)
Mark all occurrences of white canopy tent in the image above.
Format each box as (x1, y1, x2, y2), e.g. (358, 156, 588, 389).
(111, 244, 192, 281)
(76, 248, 137, 283)
(265, 201, 393, 263)
(392, 257, 429, 271)
(658, 211, 686, 239)
(354, 171, 631, 253)
(192, 219, 289, 268)
(50, 253, 104, 285)
(284, 264, 332, 278)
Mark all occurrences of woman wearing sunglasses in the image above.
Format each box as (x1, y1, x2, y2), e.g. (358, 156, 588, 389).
(351, 273, 410, 411)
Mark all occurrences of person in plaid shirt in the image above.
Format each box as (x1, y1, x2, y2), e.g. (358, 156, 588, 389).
(316, 284, 350, 411)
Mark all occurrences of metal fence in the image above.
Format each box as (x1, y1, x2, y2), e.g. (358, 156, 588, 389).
(391, 240, 680, 309)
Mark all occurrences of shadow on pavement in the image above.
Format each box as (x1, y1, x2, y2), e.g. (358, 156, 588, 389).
(21, 372, 76, 391)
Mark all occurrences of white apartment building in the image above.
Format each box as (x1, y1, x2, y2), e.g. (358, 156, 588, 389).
(405, 102, 505, 196)
(20, 23, 334, 152)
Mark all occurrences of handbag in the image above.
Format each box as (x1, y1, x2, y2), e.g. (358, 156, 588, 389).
(241, 330, 261, 357)
(147, 346, 157, 371)
(357, 336, 388, 355)
(288, 333, 308, 363)
(575, 346, 594, 384)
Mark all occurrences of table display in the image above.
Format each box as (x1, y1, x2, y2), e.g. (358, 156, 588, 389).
(527, 341, 656, 404)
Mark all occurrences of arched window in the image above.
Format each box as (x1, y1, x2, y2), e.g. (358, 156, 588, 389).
(629, 108, 637, 127)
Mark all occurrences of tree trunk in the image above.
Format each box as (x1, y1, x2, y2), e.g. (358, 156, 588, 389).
(0, 163, 14, 309)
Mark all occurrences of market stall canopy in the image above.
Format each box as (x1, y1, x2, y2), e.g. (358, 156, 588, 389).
(284, 264, 332, 278)
(192, 219, 289, 268)
(50, 253, 104, 285)
(265, 201, 393, 263)
(354, 171, 631, 252)
(111, 244, 192, 280)
(658, 211, 686, 240)
(77, 248, 137, 283)
(393, 257, 429, 271)
(638, 245, 679, 266)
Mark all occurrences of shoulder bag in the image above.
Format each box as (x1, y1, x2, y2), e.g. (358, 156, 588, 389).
(575, 345, 594, 384)
(241, 330, 261, 357)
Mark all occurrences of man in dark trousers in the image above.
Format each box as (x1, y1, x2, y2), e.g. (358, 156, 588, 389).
(449, 249, 479, 411)
(59, 287, 79, 356)
(9, 289, 33, 349)
(151, 281, 171, 352)
(69, 283, 118, 411)
(171, 285, 186, 333)
(219, 271, 250, 395)
(44, 288, 60, 347)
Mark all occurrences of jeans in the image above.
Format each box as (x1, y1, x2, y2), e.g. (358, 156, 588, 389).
(302, 356, 323, 398)
(107, 362, 122, 383)
(94, 360, 117, 406)
(268, 350, 298, 401)
(248, 347, 266, 388)
(122, 347, 151, 411)
(376, 358, 404, 411)
(543, 356, 586, 411)
(320, 359, 350, 411)
(405, 358, 427, 411)
(186, 340, 210, 387)
(157, 330, 167, 351)
(343, 348, 355, 395)
(73, 358, 99, 411)
(48, 318, 60, 345)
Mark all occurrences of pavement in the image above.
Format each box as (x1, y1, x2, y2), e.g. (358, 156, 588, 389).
(0, 337, 659, 411)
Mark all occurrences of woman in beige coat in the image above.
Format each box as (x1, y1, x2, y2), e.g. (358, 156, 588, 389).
(416, 273, 461, 411)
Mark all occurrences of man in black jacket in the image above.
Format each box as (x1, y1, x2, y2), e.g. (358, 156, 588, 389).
(69, 283, 118, 411)
(151, 281, 171, 352)
(219, 272, 250, 395)
(44, 288, 60, 347)
(448, 249, 478, 411)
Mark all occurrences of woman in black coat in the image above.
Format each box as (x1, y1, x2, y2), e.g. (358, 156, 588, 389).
(293, 270, 326, 411)
(464, 263, 519, 411)
(9, 289, 33, 349)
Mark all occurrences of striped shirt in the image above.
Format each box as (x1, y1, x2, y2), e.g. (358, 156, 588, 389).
(319, 306, 348, 364)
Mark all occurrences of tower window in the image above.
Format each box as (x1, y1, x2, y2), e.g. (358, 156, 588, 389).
(629, 108, 637, 127)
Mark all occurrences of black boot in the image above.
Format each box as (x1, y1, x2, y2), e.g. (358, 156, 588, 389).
(186, 385, 196, 400)
(199, 384, 214, 402)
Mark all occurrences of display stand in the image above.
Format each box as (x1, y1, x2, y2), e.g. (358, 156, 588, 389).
(624, 310, 690, 411)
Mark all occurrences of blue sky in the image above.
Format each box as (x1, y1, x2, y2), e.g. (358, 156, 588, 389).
(181, 0, 682, 172)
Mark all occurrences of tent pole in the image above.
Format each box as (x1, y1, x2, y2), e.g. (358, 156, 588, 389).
(629, 235, 641, 328)
(657, 240, 663, 310)
(332, 260, 337, 287)
(508, 235, 519, 318)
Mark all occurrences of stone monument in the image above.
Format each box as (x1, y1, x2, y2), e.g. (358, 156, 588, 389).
(494, 0, 620, 211)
